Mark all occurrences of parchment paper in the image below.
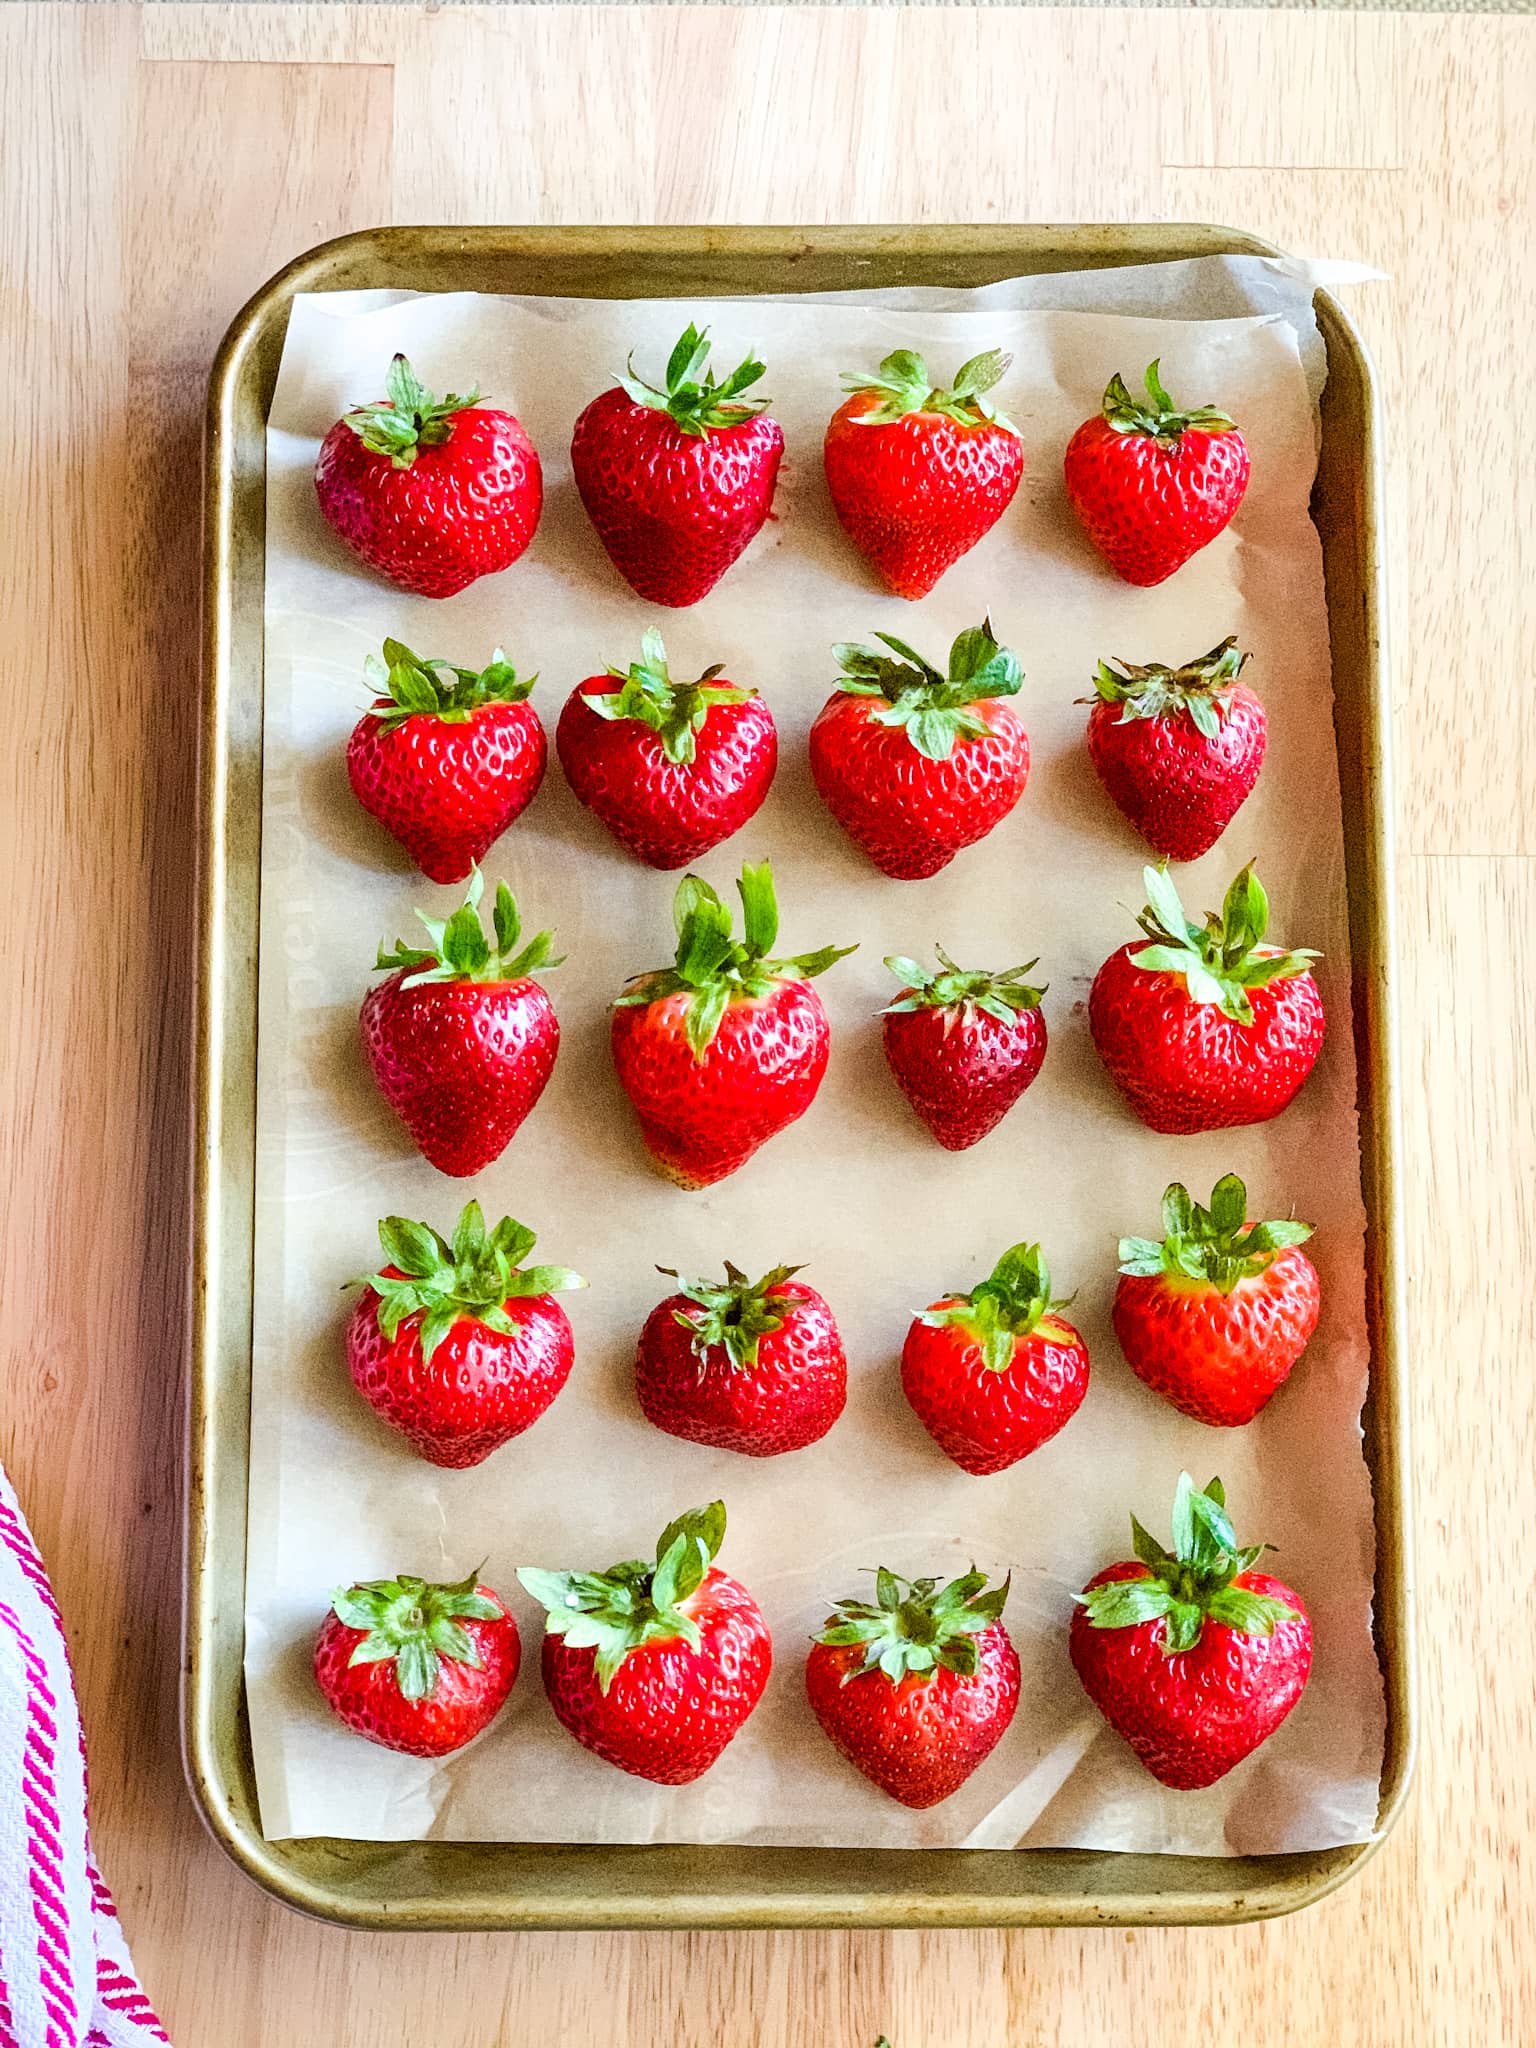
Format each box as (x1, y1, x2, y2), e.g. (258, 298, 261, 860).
(249, 256, 1385, 1853)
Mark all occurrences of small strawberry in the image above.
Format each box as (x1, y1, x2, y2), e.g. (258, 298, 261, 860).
(555, 628, 777, 869)
(1089, 862, 1324, 1134)
(361, 869, 562, 1177)
(1085, 637, 1265, 861)
(518, 1501, 771, 1784)
(823, 348, 1023, 598)
(314, 354, 542, 598)
(635, 1261, 845, 1457)
(1114, 1174, 1319, 1427)
(314, 1567, 520, 1757)
(809, 622, 1030, 879)
(901, 1243, 1089, 1476)
(881, 950, 1047, 1150)
(611, 861, 854, 1188)
(805, 1567, 1019, 1808)
(1070, 1473, 1312, 1789)
(571, 324, 783, 606)
(1064, 359, 1250, 586)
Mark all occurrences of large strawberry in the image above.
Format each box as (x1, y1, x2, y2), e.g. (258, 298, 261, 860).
(314, 354, 542, 598)
(901, 1242, 1089, 1475)
(805, 1567, 1019, 1808)
(347, 638, 547, 884)
(555, 628, 777, 869)
(635, 1261, 845, 1456)
(314, 1567, 520, 1757)
(570, 324, 783, 606)
(881, 950, 1047, 1149)
(1070, 1474, 1312, 1789)
(1085, 637, 1265, 861)
(1089, 863, 1324, 1134)
(1064, 360, 1250, 586)
(823, 348, 1023, 598)
(1114, 1174, 1319, 1427)
(361, 868, 561, 1176)
(809, 622, 1029, 879)
(611, 861, 854, 1188)
(518, 1501, 770, 1784)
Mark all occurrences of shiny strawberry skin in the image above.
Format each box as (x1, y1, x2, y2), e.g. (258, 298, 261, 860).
(361, 970, 559, 1176)
(347, 701, 547, 884)
(1064, 415, 1250, 587)
(1087, 684, 1267, 862)
(315, 406, 542, 598)
(1113, 1245, 1320, 1427)
(1069, 1562, 1312, 1788)
(635, 1280, 846, 1456)
(540, 1567, 771, 1783)
(313, 1588, 520, 1757)
(823, 392, 1023, 599)
(809, 693, 1030, 880)
(571, 388, 783, 606)
(901, 1305, 1089, 1475)
(1089, 941, 1325, 1134)
(882, 1003, 1046, 1149)
(556, 677, 777, 869)
(805, 1621, 1020, 1807)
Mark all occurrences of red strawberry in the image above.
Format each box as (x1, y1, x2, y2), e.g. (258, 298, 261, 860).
(1114, 1174, 1319, 1427)
(346, 1200, 585, 1466)
(1064, 359, 1250, 586)
(1089, 863, 1324, 1134)
(1086, 637, 1265, 861)
(571, 324, 783, 606)
(519, 1502, 770, 1784)
(1070, 1474, 1312, 1789)
(611, 861, 854, 1188)
(901, 1243, 1089, 1475)
(361, 869, 562, 1176)
(314, 1567, 520, 1757)
(315, 354, 542, 598)
(809, 622, 1030, 879)
(823, 349, 1023, 598)
(635, 1261, 845, 1457)
(805, 1567, 1019, 1808)
(881, 950, 1047, 1149)
(556, 629, 777, 869)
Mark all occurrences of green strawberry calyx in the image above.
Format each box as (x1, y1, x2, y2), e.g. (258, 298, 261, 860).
(1100, 359, 1238, 446)
(363, 639, 535, 733)
(814, 1566, 1010, 1686)
(919, 1242, 1076, 1375)
(614, 860, 855, 1060)
(580, 627, 755, 767)
(1091, 637, 1249, 743)
(883, 948, 1045, 1025)
(832, 620, 1023, 763)
(1118, 1174, 1313, 1297)
(1130, 862, 1318, 1026)
(618, 323, 770, 438)
(841, 348, 1017, 432)
(518, 1502, 727, 1694)
(344, 354, 479, 469)
(356, 1199, 585, 1364)
(1077, 1473, 1301, 1655)
(374, 867, 563, 990)
(329, 1566, 506, 1702)
(662, 1260, 803, 1372)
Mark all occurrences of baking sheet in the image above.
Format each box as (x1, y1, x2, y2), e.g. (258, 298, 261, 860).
(248, 256, 1385, 1854)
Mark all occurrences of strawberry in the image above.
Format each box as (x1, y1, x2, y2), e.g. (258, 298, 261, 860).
(361, 868, 562, 1176)
(570, 324, 783, 606)
(1114, 1174, 1319, 1427)
(1064, 359, 1250, 586)
(805, 1567, 1019, 1808)
(901, 1243, 1089, 1476)
(1070, 1473, 1312, 1789)
(1089, 863, 1324, 1134)
(518, 1501, 770, 1784)
(635, 1261, 846, 1457)
(1085, 637, 1265, 861)
(809, 622, 1030, 879)
(611, 861, 854, 1188)
(314, 1567, 520, 1757)
(881, 950, 1047, 1149)
(555, 628, 777, 869)
(823, 349, 1023, 598)
(314, 354, 542, 598)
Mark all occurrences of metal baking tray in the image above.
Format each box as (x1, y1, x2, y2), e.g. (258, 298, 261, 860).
(191, 224, 1413, 1929)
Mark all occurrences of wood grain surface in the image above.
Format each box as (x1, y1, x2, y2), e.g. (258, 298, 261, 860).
(1, 6, 1531, 2043)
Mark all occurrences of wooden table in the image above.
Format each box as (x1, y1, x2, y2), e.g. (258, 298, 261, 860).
(4, 6, 1532, 2041)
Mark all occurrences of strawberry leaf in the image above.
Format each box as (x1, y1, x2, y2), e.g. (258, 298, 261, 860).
(343, 354, 481, 469)
(1117, 1173, 1313, 1296)
(1100, 359, 1238, 446)
(813, 1566, 1010, 1685)
(1129, 861, 1318, 1024)
(880, 949, 1044, 1017)
(618, 323, 770, 438)
(374, 866, 564, 989)
(831, 619, 1022, 760)
(331, 1566, 503, 1703)
(352, 1202, 582, 1361)
(839, 347, 1017, 431)
(1089, 637, 1247, 735)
